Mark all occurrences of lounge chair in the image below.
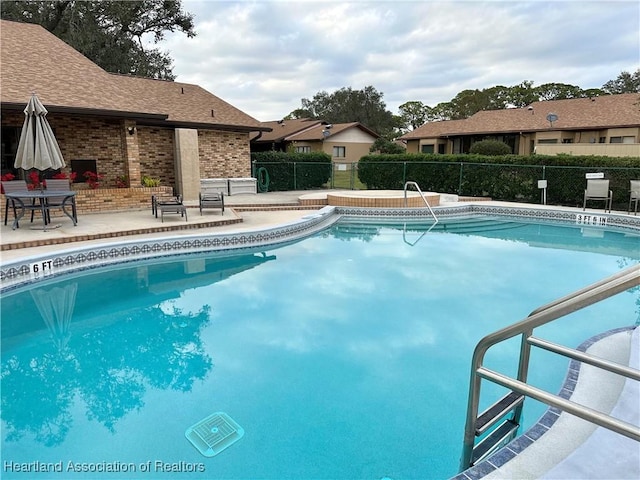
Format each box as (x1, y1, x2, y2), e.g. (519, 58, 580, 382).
(199, 183, 225, 215)
(152, 194, 187, 222)
(583, 179, 612, 213)
(629, 180, 640, 215)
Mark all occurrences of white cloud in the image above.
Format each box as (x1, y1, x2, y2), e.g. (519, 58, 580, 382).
(160, 0, 639, 120)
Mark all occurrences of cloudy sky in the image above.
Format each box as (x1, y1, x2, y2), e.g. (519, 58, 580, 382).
(158, 0, 640, 121)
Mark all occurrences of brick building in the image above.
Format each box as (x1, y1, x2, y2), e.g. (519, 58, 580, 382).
(0, 20, 271, 203)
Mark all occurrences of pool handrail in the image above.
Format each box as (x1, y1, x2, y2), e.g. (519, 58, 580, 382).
(460, 263, 640, 470)
(404, 181, 438, 225)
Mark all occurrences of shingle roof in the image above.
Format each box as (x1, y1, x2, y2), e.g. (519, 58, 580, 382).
(251, 118, 326, 142)
(0, 20, 268, 131)
(401, 93, 640, 139)
(285, 122, 379, 141)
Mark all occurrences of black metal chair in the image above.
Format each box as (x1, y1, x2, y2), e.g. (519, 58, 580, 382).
(42, 178, 71, 223)
(2, 180, 38, 225)
(199, 188, 225, 215)
(152, 194, 187, 222)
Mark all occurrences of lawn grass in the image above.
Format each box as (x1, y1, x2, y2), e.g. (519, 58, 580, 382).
(328, 168, 367, 190)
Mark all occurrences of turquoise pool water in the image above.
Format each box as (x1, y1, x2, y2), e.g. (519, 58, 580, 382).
(1, 216, 639, 479)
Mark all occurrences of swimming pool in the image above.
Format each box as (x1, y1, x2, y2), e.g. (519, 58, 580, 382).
(1, 215, 639, 479)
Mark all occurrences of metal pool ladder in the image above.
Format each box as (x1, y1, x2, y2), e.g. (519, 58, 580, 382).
(460, 264, 640, 471)
(404, 181, 438, 225)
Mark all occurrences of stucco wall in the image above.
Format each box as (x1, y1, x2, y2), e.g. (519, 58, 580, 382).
(534, 143, 640, 157)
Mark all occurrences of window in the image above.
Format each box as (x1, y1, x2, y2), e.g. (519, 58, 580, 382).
(295, 146, 310, 153)
(70, 159, 97, 183)
(609, 136, 635, 144)
(421, 144, 434, 154)
(333, 146, 346, 158)
(438, 144, 445, 154)
(537, 139, 558, 144)
(562, 138, 573, 144)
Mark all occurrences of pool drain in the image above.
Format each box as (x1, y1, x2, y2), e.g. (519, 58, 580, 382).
(185, 412, 244, 457)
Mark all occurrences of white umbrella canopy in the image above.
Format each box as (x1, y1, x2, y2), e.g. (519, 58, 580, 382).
(14, 93, 65, 172)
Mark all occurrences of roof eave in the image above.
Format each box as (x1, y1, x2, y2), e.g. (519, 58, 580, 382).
(2, 102, 169, 121)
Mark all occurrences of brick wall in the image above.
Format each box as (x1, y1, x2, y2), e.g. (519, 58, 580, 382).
(138, 127, 176, 189)
(1, 186, 173, 223)
(2, 112, 252, 205)
(2, 112, 128, 186)
(199, 130, 251, 178)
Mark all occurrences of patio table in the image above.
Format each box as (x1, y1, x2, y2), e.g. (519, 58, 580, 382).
(5, 190, 77, 231)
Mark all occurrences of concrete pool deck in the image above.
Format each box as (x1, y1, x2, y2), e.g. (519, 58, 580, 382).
(1, 190, 638, 479)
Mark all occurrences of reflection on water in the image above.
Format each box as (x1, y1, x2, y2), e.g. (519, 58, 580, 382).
(0, 220, 637, 479)
(1, 253, 276, 447)
(30, 283, 77, 350)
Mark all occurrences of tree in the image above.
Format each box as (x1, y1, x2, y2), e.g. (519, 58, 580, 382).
(288, 86, 398, 138)
(534, 83, 584, 101)
(398, 70, 636, 126)
(397, 101, 432, 131)
(0, 0, 195, 80)
(602, 69, 640, 94)
(507, 80, 538, 108)
(369, 137, 405, 154)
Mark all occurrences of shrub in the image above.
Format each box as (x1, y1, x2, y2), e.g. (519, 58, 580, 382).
(52, 171, 78, 182)
(84, 171, 105, 189)
(357, 153, 639, 208)
(114, 175, 128, 188)
(369, 138, 405, 154)
(469, 139, 511, 156)
(141, 175, 161, 187)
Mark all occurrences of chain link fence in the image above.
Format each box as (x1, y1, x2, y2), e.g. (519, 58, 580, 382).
(254, 161, 639, 210)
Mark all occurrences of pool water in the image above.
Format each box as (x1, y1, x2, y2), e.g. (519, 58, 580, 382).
(1, 217, 638, 479)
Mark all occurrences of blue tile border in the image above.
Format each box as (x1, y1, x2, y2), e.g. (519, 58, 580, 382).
(335, 203, 640, 232)
(450, 326, 636, 480)
(0, 207, 340, 291)
(2, 204, 639, 292)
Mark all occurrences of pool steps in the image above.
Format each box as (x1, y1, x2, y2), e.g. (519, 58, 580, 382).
(459, 264, 640, 472)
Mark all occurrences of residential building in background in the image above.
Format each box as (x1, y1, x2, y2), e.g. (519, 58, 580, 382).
(251, 119, 379, 165)
(401, 94, 640, 157)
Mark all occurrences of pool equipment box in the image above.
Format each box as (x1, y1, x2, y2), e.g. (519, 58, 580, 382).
(228, 177, 257, 195)
(200, 178, 229, 195)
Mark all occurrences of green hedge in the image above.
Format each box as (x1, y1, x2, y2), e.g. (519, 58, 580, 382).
(251, 151, 332, 191)
(358, 154, 640, 208)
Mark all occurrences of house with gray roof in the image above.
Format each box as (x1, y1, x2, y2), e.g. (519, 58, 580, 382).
(0, 19, 271, 202)
(400, 94, 640, 158)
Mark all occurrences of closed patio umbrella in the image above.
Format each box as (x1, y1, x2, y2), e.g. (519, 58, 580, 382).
(14, 93, 65, 176)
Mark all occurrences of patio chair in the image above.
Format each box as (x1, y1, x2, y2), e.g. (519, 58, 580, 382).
(43, 178, 71, 223)
(583, 179, 612, 213)
(2, 180, 38, 225)
(199, 187, 225, 215)
(152, 193, 187, 222)
(629, 180, 640, 215)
